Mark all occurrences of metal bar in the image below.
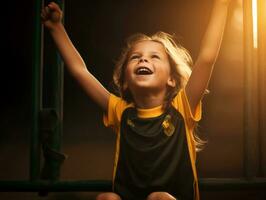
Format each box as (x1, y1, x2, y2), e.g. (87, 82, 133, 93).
(41, 0, 65, 181)
(0, 180, 112, 192)
(0, 178, 266, 192)
(30, 0, 43, 181)
(243, 0, 260, 179)
(198, 178, 266, 190)
(257, 0, 266, 177)
(51, 0, 65, 178)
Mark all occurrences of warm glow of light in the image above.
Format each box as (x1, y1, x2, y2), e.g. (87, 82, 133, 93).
(252, 0, 258, 48)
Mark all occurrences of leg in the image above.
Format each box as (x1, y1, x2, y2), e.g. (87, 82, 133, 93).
(96, 192, 121, 200)
(147, 192, 176, 200)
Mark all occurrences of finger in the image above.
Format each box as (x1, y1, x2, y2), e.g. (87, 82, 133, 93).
(41, 8, 47, 15)
(45, 6, 50, 14)
(40, 12, 47, 21)
(41, 6, 52, 20)
(41, 9, 48, 19)
(48, 2, 61, 12)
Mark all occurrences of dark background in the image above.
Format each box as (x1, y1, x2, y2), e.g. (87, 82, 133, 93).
(1, 0, 265, 199)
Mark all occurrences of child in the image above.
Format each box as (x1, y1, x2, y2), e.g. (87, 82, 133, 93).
(41, 1, 231, 199)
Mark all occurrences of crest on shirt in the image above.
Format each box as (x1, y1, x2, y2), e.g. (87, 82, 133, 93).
(162, 114, 175, 136)
(127, 119, 135, 128)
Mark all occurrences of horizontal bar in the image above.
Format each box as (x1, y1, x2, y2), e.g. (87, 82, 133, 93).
(199, 178, 266, 190)
(0, 180, 112, 192)
(0, 178, 266, 192)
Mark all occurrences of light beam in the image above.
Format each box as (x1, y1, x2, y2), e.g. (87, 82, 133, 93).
(252, 0, 258, 48)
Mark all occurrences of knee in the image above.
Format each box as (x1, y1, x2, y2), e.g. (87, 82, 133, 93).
(96, 192, 121, 200)
(147, 192, 176, 200)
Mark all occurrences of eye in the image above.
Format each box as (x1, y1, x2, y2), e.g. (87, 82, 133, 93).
(130, 55, 140, 60)
(151, 54, 160, 59)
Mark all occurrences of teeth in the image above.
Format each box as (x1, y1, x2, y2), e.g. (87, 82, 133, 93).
(136, 67, 152, 75)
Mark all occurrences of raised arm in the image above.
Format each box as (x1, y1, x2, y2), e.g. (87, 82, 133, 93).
(185, 0, 231, 114)
(41, 2, 110, 111)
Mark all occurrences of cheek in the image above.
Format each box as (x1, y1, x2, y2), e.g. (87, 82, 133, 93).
(160, 63, 172, 77)
(124, 66, 130, 81)
(122, 65, 131, 87)
(124, 63, 134, 78)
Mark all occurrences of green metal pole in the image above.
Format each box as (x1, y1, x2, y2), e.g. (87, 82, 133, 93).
(41, 0, 66, 181)
(1, 178, 266, 192)
(30, 0, 43, 181)
(0, 180, 112, 192)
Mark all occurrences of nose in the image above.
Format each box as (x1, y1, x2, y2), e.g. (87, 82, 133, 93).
(139, 57, 148, 63)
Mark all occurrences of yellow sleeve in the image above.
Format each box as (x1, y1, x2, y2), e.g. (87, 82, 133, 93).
(103, 94, 130, 132)
(172, 89, 202, 126)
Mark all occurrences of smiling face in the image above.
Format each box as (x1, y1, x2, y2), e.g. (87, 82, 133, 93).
(124, 40, 176, 97)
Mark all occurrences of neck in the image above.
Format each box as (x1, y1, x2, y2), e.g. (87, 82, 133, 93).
(131, 89, 166, 109)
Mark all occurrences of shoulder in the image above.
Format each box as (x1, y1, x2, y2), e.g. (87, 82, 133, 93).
(172, 89, 202, 123)
(103, 93, 133, 128)
(108, 94, 131, 113)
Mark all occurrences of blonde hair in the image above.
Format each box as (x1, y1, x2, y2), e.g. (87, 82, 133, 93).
(113, 31, 205, 151)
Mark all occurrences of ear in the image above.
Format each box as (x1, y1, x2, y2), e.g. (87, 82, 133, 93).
(123, 81, 128, 91)
(167, 77, 176, 88)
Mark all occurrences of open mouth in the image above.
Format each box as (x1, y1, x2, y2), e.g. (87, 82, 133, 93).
(135, 66, 153, 75)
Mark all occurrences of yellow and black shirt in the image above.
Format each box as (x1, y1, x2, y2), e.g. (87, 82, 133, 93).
(103, 89, 202, 200)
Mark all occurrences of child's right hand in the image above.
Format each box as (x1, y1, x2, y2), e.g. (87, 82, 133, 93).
(41, 2, 63, 30)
